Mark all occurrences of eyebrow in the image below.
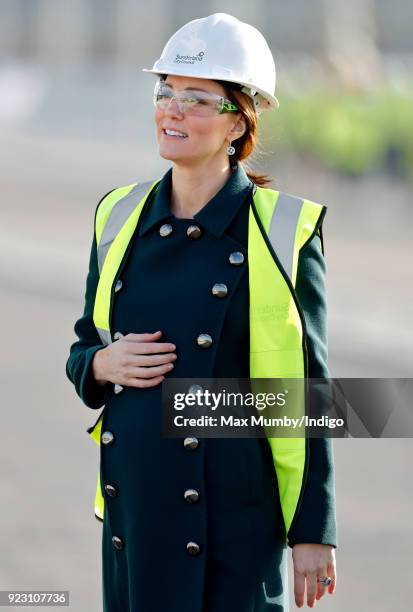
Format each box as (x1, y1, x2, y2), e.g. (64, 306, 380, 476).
(163, 82, 217, 95)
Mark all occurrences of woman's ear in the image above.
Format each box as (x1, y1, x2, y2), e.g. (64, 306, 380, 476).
(229, 114, 247, 141)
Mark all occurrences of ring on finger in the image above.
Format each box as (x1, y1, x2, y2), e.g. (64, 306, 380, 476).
(317, 576, 332, 586)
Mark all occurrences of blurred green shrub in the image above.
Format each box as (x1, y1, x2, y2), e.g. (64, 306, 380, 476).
(261, 88, 413, 183)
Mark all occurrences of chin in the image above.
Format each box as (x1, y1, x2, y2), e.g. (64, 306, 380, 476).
(159, 150, 178, 162)
(159, 149, 190, 164)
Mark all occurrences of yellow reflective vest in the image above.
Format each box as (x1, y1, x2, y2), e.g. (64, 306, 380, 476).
(87, 177, 326, 542)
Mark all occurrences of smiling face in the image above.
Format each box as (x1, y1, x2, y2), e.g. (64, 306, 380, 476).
(154, 74, 246, 168)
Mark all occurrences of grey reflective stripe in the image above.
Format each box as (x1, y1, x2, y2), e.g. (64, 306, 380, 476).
(96, 327, 112, 346)
(97, 180, 158, 273)
(268, 192, 304, 280)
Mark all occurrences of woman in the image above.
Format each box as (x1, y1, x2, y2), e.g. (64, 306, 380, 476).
(66, 12, 337, 612)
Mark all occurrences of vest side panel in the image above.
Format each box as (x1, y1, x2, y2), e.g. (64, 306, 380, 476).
(249, 197, 306, 536)
(249, 190, 325, 537)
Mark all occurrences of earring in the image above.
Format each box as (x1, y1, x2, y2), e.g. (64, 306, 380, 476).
(227, 141, 235, 155)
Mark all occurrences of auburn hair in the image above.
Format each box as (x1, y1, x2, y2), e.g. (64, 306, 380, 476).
(217, 80, 273, 188)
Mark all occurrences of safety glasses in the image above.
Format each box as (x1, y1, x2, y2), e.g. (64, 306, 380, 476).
(153, 80, 239, 116)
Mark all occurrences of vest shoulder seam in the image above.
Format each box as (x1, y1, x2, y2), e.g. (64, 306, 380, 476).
(256, 187, 325, 210)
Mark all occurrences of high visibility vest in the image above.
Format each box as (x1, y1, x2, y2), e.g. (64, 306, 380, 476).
(87, 177, 326, 543)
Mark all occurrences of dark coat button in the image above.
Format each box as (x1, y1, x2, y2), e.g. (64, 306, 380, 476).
(113, 331, 124, 341)
(104, 484, 118, 498)
(101, 431, 114, 445)
(229, 251, 245, 265)
(184, 489, 200, 503)
(159, 223, 173, 237)
(114, 279, 123, 293)
(183, 437, 199, 450)
(114, 384, 124, 395)
(186, 541, 201, 555)
(188, 384, 204, 396)
(197, 333, 212, 348)
(211, 283, 228, 298)
(112, 536, 124, 550)
(186, 225, 202, 239)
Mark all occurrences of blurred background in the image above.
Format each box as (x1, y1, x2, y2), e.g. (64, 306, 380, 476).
(0, 1, 412, 610)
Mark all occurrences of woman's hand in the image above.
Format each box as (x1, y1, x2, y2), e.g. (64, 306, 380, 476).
(92, 330, 177, 388)
(292, 543, 336, 608)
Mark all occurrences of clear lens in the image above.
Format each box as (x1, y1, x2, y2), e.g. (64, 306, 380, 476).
(153, 82, 222, 116)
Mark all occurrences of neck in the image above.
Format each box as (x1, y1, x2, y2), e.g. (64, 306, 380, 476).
(169, 158, 235, 219)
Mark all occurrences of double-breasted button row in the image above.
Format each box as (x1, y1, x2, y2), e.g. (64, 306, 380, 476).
(101, 433, 121, 548)
(112, 333, 125, 394)
(183, 384, 201, 553)
(194, 253, 244, 350)
(101, 442, 119, 496)
(193, 251, 244, 349)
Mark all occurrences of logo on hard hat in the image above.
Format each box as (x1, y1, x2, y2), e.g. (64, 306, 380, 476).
(174, 51, 205, 65)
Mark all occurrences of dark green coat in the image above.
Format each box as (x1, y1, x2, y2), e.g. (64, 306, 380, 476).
(66, 161, 337, 612)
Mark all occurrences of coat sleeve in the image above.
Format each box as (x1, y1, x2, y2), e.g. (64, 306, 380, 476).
(65, 190, 115, 409)
(286, 228, 338, 549)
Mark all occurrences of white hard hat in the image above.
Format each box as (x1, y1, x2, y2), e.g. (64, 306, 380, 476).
(142, 12, 279, 112)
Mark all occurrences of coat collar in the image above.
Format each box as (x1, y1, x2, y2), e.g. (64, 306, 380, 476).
(138, 161, 255, 239)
